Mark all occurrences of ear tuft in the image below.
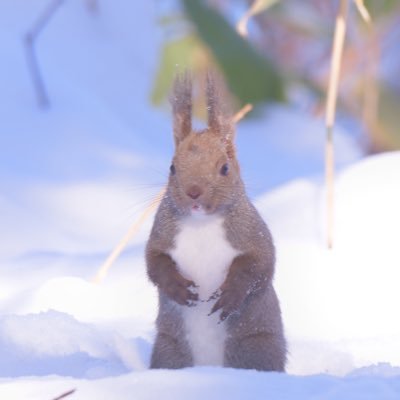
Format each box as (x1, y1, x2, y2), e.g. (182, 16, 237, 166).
(170, 71, 192, 146)
(206, 71, 236, 158)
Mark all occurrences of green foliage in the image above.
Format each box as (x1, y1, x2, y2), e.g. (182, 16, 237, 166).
(182, 0, 285, 106)
(151, 35, 200, 106)
(364, 0, 398, 18)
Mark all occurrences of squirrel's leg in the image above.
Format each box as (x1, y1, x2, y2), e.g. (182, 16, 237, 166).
(150, 332, 193, 369)
(224, 332, 286, 372)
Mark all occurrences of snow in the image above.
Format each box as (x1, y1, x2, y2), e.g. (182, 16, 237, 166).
(1, 0, 399, 398)
(1, 368, 400, 400)
(258, 152, 400, 376)
(0, 310, 145, 378)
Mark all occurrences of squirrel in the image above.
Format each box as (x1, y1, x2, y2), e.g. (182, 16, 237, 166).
(146, 72, 287, 371)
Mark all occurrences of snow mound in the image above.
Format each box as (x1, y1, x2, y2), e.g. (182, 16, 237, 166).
(257, 151, 400, 375)
(0, 310, 148, 378)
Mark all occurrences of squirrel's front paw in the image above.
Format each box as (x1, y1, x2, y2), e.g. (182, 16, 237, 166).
(163, 274, 199, 307)
(207, 288, 222, 302)
(208, 287, 244, 322)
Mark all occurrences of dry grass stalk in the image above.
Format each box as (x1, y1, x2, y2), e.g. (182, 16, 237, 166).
(233, 103, 253, 123)
(93, 188, 166, 284)
(93, 103, 252, 283)
(237, 0, 278, 37)
(325, 0, 349, 249)
(354, 0, 371, 23)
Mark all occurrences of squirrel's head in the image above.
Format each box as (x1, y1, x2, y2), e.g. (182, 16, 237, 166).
(168, 72, 243, 216)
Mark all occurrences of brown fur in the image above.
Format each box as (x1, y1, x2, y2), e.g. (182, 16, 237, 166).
(146, 72, 287, 371)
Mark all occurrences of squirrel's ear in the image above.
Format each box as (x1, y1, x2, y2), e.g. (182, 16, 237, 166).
(170, 72, 192, 146)
(206, 71, 236, 158)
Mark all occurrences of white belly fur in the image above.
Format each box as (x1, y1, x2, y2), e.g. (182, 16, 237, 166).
(169, 213, 240, 366)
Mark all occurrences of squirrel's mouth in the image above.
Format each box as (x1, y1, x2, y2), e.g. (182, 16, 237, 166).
(190, 202, 213, 216)
(191, 203, 203, 214)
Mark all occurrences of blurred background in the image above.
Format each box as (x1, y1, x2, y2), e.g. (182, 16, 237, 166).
(154, 0, 400, 154)
(2, 0, 399, 200)
(2, 0, 399, 254)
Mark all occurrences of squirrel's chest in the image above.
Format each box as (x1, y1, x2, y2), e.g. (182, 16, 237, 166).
(169, 214, 240, 300)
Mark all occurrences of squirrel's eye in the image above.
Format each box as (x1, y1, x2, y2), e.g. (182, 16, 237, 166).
(220, 163, 229, 176)
(170, 164, 176, 175)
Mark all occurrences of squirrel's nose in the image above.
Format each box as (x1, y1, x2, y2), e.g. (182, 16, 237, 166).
(186, 185, 203, 200)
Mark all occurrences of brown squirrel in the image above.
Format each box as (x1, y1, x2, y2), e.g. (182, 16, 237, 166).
(146, 72, 287, 371)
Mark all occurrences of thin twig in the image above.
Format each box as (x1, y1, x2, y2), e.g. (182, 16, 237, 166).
(93, 188, 166, 284)
(236, 4, 255, 37)
(325, 0, 349, 249)
(233, 103, 253, 123)
(24, 35, 49, 108)
(354, 0, 371, 23)
(52, 388, 76, 400)
(236, 0, 279, 37)
(24, 0, 66, 108)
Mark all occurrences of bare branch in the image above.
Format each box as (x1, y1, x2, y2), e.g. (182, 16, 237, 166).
(51, 388, 76, 400)
(24, 35, 49, 108)
(24, 0, 66, 108)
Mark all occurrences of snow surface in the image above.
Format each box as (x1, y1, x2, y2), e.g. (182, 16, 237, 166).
(1, 0, 399, 398)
